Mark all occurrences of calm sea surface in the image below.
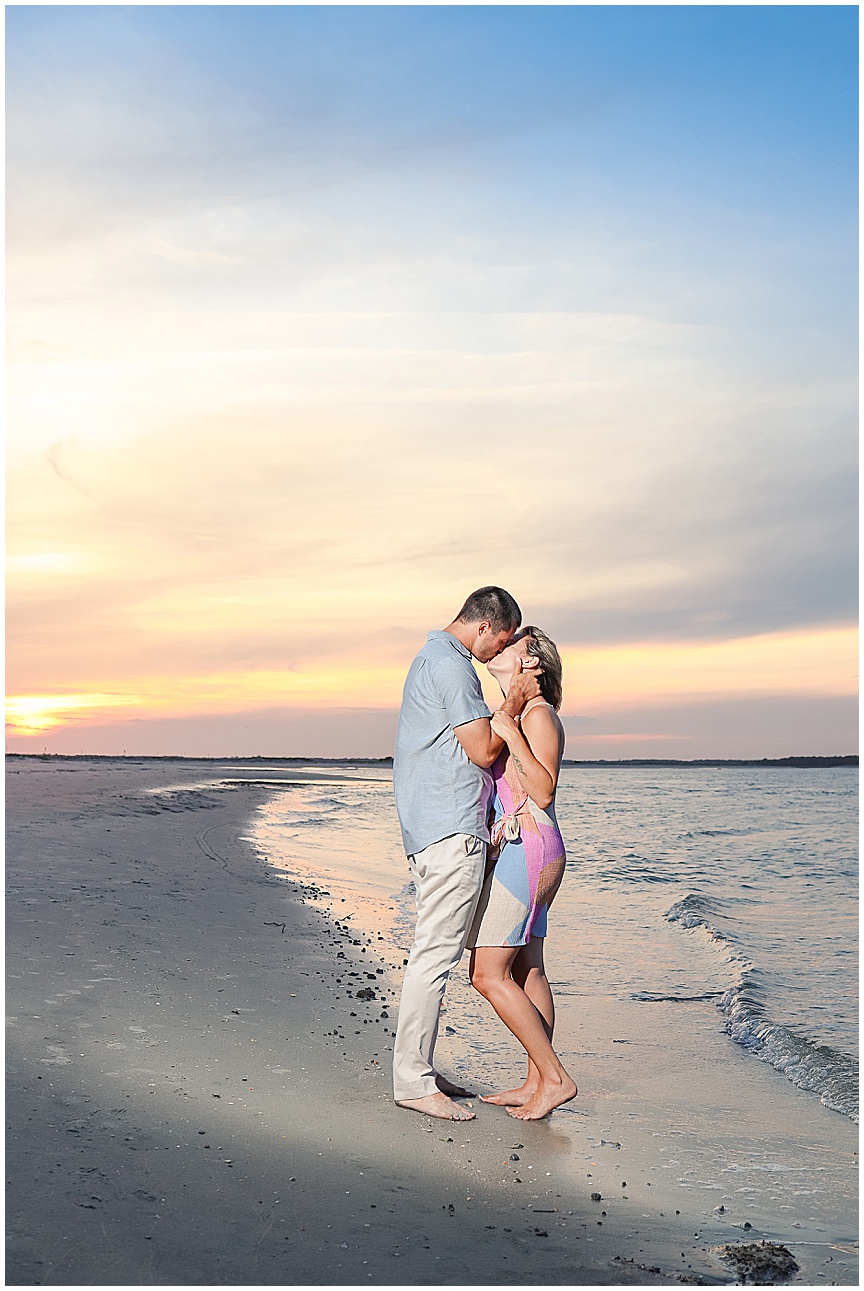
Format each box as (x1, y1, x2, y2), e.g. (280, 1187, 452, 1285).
(249, 764, 858, 1123)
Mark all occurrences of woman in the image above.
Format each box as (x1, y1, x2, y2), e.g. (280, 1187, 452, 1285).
(466, 626, 577, 1120)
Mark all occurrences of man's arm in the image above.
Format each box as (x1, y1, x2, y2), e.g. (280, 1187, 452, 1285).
(454, 667, 542, 768)
(452, 716, 499, 769)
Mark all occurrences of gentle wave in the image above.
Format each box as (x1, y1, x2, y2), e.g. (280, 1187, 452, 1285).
(680, 828, 758, 838)
(594, 858, 676, 884)
(632, 989, 723, 1003)
(666, 893, 859, 1122)
(278, 814, 339, 830)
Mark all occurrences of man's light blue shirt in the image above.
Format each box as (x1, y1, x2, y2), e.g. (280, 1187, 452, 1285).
(393, 631, 493, 857)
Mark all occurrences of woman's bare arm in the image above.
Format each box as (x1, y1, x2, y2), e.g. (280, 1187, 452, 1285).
(489, 706, 563, 809)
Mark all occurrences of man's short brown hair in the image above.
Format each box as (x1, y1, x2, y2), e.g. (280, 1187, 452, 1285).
(454, 586, 521, 634)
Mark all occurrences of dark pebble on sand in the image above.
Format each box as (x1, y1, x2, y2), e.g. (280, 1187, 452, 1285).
(590, 1193, 602, 1202)
(510, 1154, 520, 1161)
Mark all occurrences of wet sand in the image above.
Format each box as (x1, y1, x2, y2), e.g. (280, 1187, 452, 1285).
(6, 758, 856, 1286)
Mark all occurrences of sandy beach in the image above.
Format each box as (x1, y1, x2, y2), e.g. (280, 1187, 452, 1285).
(6, 757, 857, 1287)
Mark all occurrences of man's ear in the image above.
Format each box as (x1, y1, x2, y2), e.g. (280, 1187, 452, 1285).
(476, 620, 492, 637)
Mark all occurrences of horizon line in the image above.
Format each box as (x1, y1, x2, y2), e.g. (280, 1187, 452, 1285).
(6, 752, 858, 768)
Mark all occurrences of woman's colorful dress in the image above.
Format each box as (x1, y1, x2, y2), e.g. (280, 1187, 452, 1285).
(467, 746, 566, 947)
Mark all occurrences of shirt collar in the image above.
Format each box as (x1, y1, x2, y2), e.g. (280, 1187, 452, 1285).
(427, 629, 473, 660)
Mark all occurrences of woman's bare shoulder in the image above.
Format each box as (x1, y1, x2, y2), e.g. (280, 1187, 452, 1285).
(522, 700, 559, 722)
(521, 702, 564, 736)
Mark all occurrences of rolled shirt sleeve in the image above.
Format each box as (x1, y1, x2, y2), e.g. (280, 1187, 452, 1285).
(429, 649, 492, 730)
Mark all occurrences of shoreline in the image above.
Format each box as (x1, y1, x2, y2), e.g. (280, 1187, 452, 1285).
(252, 763, 858, 1281)
(7, 758, 857, 1286)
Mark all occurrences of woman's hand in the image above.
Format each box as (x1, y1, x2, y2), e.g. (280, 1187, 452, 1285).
(490, 709, 521, 744)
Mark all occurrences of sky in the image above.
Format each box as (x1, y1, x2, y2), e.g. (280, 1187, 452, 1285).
(6, 4, 858, 759)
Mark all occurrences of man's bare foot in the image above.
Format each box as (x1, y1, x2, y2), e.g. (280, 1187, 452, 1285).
(481, 1080, 539, 1107)
(396, 1092, 476, 1121)
(506, 1074, 577, 1120)
(435, 1075, 475, 1098)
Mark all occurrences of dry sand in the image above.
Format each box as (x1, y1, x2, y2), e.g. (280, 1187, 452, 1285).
(6, 758, 855, 1286)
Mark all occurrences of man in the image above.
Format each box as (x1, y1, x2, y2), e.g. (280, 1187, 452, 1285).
(392, 586, 542, 1120)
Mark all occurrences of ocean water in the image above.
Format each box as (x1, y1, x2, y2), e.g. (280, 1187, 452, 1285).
(560, 766, 858, 1122)
(248, 764, 858, 1124)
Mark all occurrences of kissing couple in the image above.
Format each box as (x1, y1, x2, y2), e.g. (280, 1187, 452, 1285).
(391, 586, 577, 1121)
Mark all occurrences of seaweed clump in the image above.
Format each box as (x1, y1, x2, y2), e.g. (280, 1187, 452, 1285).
(716, 1241, 799, 1285)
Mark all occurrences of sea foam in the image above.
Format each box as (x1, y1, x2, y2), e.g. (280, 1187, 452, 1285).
(667, 892, 859, 1122)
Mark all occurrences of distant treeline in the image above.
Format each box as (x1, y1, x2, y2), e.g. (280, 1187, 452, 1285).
(560, 756, 858, 768)
(6, 752, 858, 768)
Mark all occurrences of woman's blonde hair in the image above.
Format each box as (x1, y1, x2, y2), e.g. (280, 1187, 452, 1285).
(522, 626, 563, 711)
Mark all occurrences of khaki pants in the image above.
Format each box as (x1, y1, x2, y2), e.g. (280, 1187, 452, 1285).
(392, 833, 487, 1101)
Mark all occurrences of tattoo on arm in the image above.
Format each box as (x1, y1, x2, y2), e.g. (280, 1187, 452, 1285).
(512, 754, 526, 774)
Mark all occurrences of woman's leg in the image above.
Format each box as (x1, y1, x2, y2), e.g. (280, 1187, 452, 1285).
(470, 944, 576, 1119)
(480, 937, 555, 1106)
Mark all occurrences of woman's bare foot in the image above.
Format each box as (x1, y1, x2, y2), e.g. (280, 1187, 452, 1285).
(435, 1074, 475, 1098)
(396, 1092, 476, 1120)
(506, 1074, 577, 1120)
(481, 1080, 539, 1107)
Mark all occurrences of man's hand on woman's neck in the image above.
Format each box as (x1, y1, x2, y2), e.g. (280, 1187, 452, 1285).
(501, 666, 542, 717)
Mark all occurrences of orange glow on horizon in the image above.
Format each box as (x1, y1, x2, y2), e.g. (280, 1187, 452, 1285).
(6, 624, 857, 742)
(557, 625, 858, 709)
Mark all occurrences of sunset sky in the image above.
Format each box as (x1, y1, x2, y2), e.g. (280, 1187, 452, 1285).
(7, 5, 858, 759)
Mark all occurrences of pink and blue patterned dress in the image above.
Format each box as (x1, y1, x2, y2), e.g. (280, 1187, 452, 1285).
(467, 742, 566, 948)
